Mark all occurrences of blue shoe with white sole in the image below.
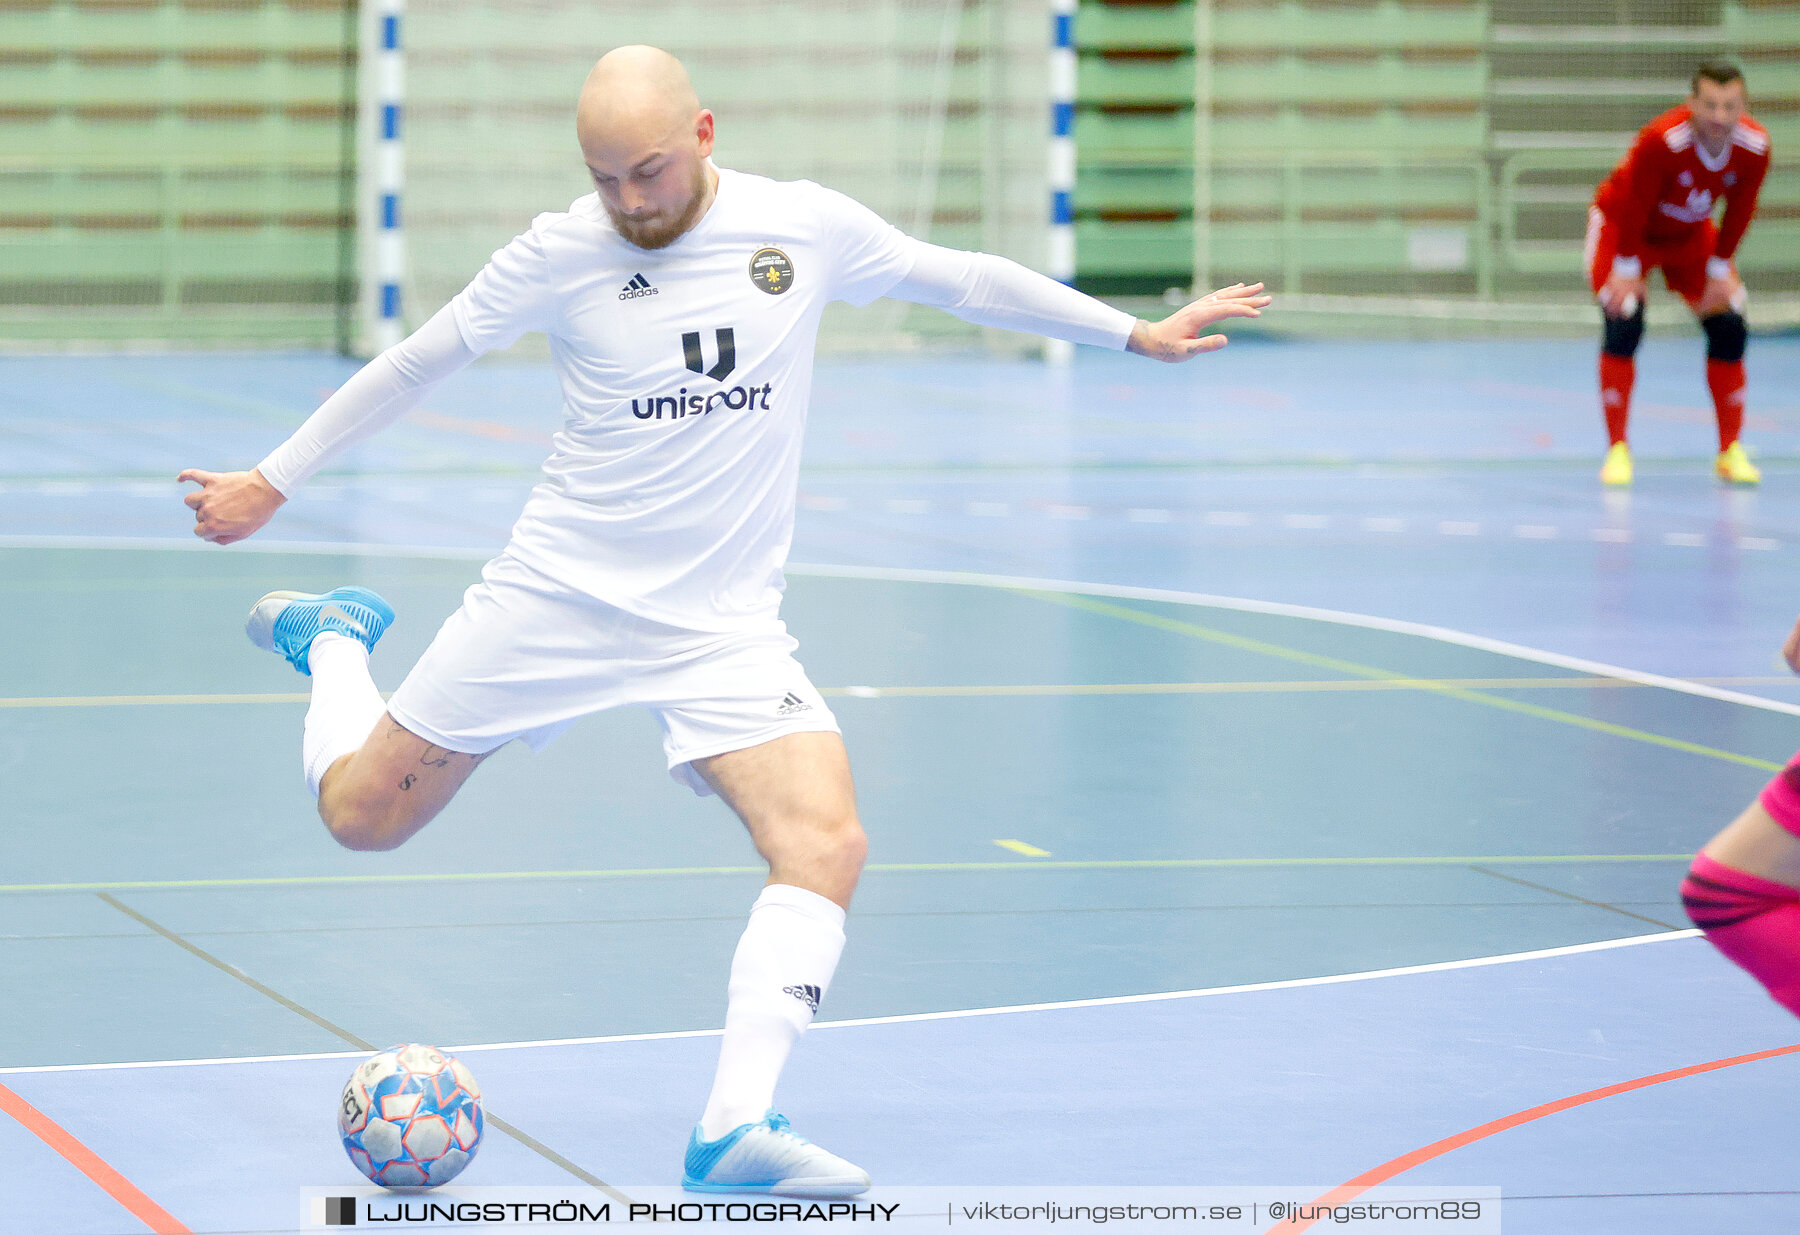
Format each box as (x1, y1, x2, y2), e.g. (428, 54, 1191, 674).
(682, 1111, 870, 1198)
(245, 586, 394, 675)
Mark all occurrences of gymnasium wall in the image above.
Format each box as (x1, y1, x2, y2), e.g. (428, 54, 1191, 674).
(1076, 0, 1800, 307)
(2, 0, 1794, 347)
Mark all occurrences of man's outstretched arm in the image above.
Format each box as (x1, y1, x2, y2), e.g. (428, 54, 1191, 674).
(178, 306, 477, 544)
(884, 241, 1270, 362)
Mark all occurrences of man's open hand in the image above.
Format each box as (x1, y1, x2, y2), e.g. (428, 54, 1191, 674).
(1695, 273, 1743, 318)
(178, 467, 286, 545)
(1598, 274, 1646, 319)
(1127, 283, 1272, 363)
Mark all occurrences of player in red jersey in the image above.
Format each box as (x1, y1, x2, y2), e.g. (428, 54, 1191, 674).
(1587, 61, 1769, 486)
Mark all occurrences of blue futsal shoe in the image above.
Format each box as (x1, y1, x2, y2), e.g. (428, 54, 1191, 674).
(682, 1112, 870, 1198)
(245, 585, 394, 676)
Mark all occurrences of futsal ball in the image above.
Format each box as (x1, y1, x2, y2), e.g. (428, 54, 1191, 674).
(338, 1044, 484, 1188)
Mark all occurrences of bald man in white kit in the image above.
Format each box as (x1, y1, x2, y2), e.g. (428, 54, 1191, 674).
(179, 47, 1269, 1195)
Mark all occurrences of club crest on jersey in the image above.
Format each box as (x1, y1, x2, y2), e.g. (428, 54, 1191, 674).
(749, 247, 794, 295)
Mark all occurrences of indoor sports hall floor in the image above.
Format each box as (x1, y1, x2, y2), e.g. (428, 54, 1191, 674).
(4, 332, 1800, 1232)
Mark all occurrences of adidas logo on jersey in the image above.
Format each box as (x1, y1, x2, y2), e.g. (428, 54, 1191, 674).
(1660, 188, 1715, 224)
(777, 692, 813, 717)
(783, 983, 821, 1012)
(618, 273, 659, 300)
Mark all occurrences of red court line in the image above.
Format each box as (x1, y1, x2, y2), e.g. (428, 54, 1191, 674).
(1267, 1041, 1800, 1233)
(0, 1079, 191, 1234)
(404, 408, 544, 443)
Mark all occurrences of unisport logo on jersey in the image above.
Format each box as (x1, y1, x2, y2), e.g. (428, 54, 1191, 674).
(683, 328, 736, 380)
(631, 326, 774, 422)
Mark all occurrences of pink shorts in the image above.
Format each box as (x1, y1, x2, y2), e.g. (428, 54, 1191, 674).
(1759, 759, 1800, 837)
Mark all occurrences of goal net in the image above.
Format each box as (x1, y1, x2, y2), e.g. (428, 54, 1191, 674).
(399, 0, 1051, 354)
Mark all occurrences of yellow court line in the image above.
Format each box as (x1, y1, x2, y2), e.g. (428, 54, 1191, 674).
(0, 692, 313, 708)
(1021, 590, 1787, 773)
(994, 839, 1053, 857)
(0, 676, 1772, 709)
(0, 852, 1697, 895)
(831, 677, 1704, 697)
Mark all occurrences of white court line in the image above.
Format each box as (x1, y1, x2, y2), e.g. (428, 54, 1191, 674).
(0, 541, 1761, 1075)
(31, 505, 1784, 550)
(0, 929, 1697, 1076)
(786, 561, 1800, 719)
(4, 536, 1797, 718)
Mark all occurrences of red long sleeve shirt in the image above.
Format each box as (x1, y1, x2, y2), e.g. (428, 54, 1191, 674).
(1594, 104, 1770, 267)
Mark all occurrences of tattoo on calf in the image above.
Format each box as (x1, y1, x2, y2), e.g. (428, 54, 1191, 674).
(397, 745, 491, 790)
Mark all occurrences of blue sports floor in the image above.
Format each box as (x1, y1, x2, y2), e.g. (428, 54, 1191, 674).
(4, 334, 1800, 1232)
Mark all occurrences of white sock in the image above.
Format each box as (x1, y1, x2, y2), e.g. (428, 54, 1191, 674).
(698, 883, 847, 1141)
(302, 632, 387, 797)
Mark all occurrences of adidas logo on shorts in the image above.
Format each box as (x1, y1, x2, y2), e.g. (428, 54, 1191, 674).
(777, 692, 812, 717)
(783, 983, 821, 1012)
(618, 273, 659, 300)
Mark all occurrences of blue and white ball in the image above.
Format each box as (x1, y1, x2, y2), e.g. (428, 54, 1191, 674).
(339, 1044, 484, 1188)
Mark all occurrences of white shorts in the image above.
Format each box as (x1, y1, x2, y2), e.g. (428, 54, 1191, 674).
(385, 552, 839, 796)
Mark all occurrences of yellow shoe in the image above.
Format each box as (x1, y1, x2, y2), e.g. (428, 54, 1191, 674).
(1717, 442, 1761, 485)
(1600, 442, 1633, 486)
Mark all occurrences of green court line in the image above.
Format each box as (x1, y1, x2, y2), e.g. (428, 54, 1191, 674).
(1468, 865, 1681, 931)
(1024, 590, 1786, 773)
(97, 892, 627, 1199)
(0, 676, 1773, 711)
(0, 852, 1695, 896)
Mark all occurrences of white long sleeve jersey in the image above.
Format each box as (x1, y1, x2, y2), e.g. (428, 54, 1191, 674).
(259, 167, 1137, 630)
